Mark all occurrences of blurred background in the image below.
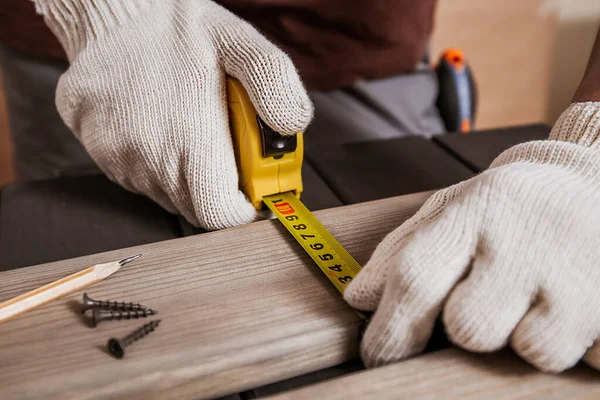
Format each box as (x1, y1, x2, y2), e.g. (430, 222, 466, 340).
(0, 0, 599, 187)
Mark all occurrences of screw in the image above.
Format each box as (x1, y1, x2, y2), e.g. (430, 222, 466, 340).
(81, 293, 147, 314)
(92, 308, 158, 327)
(107, 320, 162, 359)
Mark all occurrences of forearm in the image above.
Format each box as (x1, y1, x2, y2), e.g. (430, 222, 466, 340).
(573, 25, 600, 102)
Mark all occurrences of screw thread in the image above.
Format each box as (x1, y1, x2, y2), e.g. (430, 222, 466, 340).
(82, 293, 147, 313)
(93, 308, 157, 326)
(122, 320, 161, 346)
(97, 299, 146, 311)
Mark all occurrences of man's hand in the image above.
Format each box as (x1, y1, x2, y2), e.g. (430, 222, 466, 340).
(345, 102, 600, 373)
(34, 0, 313, 230)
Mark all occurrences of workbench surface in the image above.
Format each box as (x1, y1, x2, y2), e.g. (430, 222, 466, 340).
(0, 193, 427, 399)
(3, 125, 593, 399)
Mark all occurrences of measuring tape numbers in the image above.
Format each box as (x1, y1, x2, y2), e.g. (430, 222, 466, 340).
(264, 191, 362, 295)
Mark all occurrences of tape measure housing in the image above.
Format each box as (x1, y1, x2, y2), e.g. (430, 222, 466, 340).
(226, 76, 362, 296)
(227, 78, 304, 210)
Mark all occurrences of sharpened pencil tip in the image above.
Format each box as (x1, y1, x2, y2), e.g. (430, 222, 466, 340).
(119, 254, 142, 266)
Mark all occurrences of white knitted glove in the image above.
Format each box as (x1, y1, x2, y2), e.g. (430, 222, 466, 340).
(345, 102, 600, 373)
(33, 0, 313, 230)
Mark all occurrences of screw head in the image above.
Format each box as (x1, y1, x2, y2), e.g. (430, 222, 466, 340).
(92, 307, 104, 327)
(81, 293, 95, 314)
(107, 338, 125, 359)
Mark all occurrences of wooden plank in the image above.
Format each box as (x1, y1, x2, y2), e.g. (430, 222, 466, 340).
(0, 191, 432, 400)
(265, 349, 600, 400)
(307, 137, 474, 205)
(0, 175, 181, 271)
(433, 124, 550, 172)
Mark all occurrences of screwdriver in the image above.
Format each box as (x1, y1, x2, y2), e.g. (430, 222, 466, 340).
(435, 48, 478, 133)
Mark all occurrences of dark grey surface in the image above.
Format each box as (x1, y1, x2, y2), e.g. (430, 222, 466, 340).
(0, 175, 181, 271)
(434, 124, 551, 172)
(242, 359, 364, 399)
(307, 136, 475, 205)
(299, 162, 344, 211)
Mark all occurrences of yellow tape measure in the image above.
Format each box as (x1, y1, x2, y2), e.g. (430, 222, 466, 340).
(227, 77, 362, 295)
(263, 192, 362, 294)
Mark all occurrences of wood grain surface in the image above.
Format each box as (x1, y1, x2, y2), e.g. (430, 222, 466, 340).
(266, 349, 600, 400)
(0, 192, 431, 400)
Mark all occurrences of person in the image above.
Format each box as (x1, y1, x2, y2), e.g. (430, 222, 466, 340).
(1, 0, 600, 374)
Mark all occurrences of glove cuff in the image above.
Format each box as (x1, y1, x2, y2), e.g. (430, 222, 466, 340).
(549, 102, 600, 149)
(32, 0, 155, 61)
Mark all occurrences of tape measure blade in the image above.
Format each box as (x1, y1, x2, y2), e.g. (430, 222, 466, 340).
(263, 192, 362, 294)
(297, 201, 362, 275)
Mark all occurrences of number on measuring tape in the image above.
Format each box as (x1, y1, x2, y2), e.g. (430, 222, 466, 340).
(265, 193, 362, 294)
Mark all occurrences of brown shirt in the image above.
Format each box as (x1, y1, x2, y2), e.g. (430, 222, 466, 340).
(0, 0, 437, 91)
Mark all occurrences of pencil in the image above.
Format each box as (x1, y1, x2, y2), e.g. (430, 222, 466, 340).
(0, 254, 141, 325)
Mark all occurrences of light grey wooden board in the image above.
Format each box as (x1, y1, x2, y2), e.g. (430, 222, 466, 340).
(0, 192, 432, 400)
(265, 349, 600, 400)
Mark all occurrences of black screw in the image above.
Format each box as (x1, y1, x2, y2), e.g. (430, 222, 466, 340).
(92, 308, 158, 327)
(107, 320, 161, 359)
(81, 293, 147, 313)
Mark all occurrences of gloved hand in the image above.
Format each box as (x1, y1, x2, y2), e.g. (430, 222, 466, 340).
(33, 0, 313, 230)
(345, 102, 600, 373)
